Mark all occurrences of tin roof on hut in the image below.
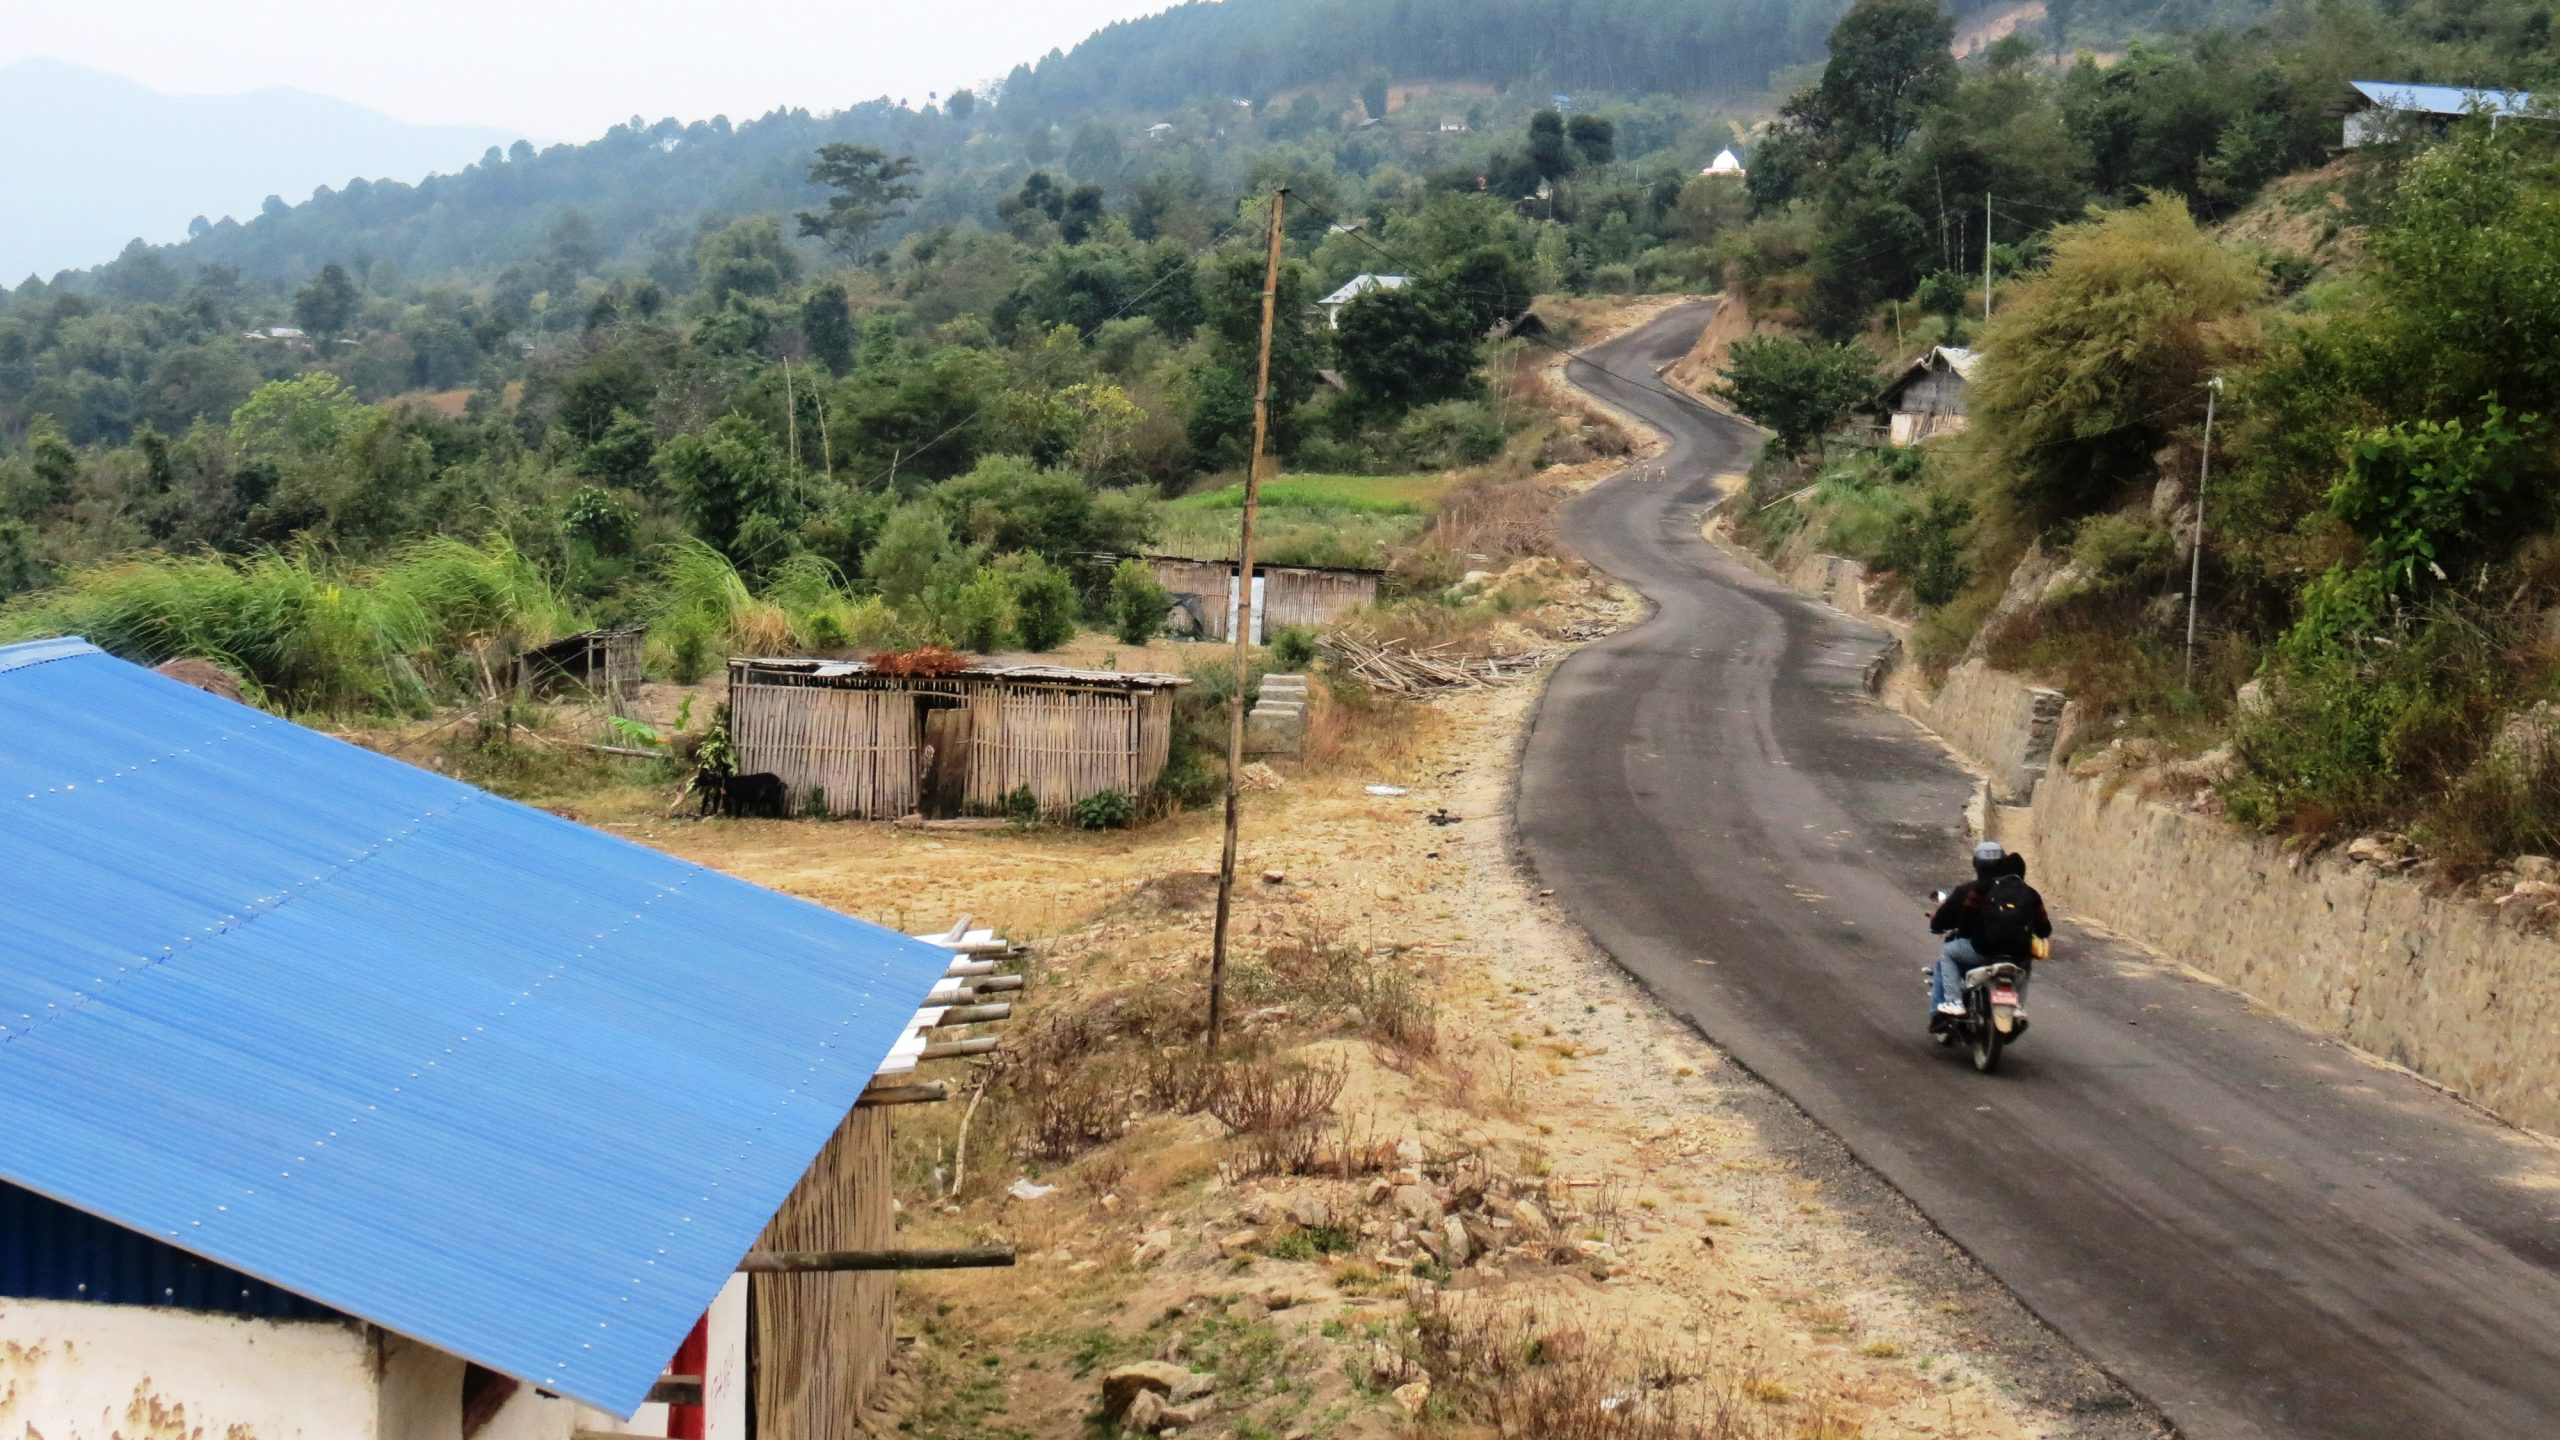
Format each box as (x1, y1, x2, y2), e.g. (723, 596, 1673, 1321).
(0, 636, 952, 1416)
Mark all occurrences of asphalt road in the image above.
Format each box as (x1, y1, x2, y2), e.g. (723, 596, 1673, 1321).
(1517, 302, 2560, 1440)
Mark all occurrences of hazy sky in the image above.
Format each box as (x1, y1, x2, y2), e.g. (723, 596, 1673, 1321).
(4, 0, 1178, 140)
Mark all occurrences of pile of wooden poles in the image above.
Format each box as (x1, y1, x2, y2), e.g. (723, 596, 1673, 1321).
(1319, 631, 1552, 697)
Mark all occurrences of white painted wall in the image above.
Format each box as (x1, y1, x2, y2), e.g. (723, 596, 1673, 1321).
(0, 1298, 378, 1439)
(0, 1300, 616, 1440)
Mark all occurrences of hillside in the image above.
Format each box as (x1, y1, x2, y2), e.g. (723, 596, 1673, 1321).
(0, 59, 522, 283)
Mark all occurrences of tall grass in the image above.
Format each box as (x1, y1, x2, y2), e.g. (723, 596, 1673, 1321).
(644, 541, 905, 681)
(0, 537, 574, 714)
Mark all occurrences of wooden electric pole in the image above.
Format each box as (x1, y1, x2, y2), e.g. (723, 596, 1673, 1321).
(1207, 187, 1289, 1056)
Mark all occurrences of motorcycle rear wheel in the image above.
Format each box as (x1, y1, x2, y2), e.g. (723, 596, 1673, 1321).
(1970, 1015, 2004, 1074)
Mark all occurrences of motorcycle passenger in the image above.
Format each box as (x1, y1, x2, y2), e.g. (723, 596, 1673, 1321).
(1928, 841, 2052, 1028)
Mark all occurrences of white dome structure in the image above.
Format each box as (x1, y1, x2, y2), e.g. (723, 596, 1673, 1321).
(1704, 148, 1746, 177)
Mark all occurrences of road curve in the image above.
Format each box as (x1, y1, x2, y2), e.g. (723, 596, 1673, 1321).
(1518, 302, 2560, 1440)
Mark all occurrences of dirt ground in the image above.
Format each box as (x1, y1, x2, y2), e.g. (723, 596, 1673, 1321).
(548, 601, 2064, 1439)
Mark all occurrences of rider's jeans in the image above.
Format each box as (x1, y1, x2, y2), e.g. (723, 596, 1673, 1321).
(1933, 937, 2028, 1012)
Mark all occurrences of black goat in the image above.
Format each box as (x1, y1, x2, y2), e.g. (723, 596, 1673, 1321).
(693, 770, 788, 819)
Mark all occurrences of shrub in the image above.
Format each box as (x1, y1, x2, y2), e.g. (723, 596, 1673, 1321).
(1877, 493, 1975, 607)
(1971, 195, 2262, 516)
(1001, 784, 1041, 823)
(952, 569, 1014, 652)
(1393, 400, 1505, 469)
(1007, 554, 1080, 651)
(1109, 557, 1170, 645)
(1270, 625, 1318, 670)
(1070, 787, 1133, 829)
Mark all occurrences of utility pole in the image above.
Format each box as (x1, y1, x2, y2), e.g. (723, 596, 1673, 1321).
(2185, 377, 2225, 683)
(1984, 192, 1994, 323)
(782, 358, 799, 473)
(1207, 186, 1288, 1056)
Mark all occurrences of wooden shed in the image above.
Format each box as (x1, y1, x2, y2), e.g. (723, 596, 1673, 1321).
(1146, 556, 1384, 643)
(1878, 346, 1979, 446)
(519, 624, 644, 701)
(728, 658, 1188, 820)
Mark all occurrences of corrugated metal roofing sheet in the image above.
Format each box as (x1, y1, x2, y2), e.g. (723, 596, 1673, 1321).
(0, 638, 952, 1416)
(2350, 79, 2536, 118)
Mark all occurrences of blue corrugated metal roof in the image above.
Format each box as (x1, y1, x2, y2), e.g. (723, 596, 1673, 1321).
(0, 638, 952, 1416)
(2350, 79, 2536, 118)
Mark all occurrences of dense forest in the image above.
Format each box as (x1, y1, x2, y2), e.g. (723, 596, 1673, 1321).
(1707, 0, 2560, 867)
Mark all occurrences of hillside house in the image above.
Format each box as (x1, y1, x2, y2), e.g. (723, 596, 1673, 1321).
(1144, 555, 1382, 644)
(728, 657, 1187, 820)
(0, 637, 958, 1439)
(1878, 346, 1980, 446)
(1438, 115, 1469, 133)
(2339, 80, 2536, 146)
(1317, 273, 1408, 329)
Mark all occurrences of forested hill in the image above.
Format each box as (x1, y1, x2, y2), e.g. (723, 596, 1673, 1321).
(14, 0, 2243, 298)
(999, 0, 1851, 114)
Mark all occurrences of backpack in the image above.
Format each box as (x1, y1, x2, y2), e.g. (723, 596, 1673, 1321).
(1970, 874, 2037, 958)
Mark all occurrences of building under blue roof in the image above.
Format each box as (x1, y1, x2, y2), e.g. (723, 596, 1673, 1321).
(0, 637, 953, 1416)
(2343, 80, 2539, 146)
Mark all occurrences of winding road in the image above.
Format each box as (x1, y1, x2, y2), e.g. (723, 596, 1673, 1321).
(1518, 302, 2560, 1440)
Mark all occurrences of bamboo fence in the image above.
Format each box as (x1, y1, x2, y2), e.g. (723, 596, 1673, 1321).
(752, 1106, 896, 1439)
(731, 682, 921, 818)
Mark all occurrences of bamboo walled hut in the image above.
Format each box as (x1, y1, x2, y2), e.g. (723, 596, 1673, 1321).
(729, 658, 1188, 820)
(1142, 556, 1384, 643)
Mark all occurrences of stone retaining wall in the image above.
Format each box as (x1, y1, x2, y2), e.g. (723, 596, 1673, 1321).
(1733, 533, 2560, 1136)
(1999, 769, 2560, 1136)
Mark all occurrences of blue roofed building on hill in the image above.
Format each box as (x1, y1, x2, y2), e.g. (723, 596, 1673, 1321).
(2339, 79, 2537, 146)
(0, 636, 975, 1439)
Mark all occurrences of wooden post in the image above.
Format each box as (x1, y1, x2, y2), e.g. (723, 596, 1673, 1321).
(1208, 187, 1289, 1057)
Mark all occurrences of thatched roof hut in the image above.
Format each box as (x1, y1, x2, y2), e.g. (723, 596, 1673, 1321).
(728, 658, 1190, 820)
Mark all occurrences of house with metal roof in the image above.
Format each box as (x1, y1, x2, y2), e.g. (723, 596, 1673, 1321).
(0, 637, 972, 1438)
(2339, 79, 2537, 146)
(1876, 346, 1981, 446)
(1316, 273, 1409, 329)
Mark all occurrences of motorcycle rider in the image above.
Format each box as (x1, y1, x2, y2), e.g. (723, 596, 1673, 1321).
(1927, 840, 2052, 1029)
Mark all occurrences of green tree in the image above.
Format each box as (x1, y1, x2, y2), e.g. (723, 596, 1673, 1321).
(802, 283, 856, 374)
(1110, 557, 1171, 644)
(1528, 110, 1572, 180)
(1970, 195, 2260, 513)
(1808, 0, 1957, 153)
(1712, 336, 1876, 459)
(1362, 70, 1393, 121)
(1005, 553, 1080, 650)
(796, 144, 922, 260)
(586, 409, 658, 490)
(659, 414, 788, 557)
(291, 262, 361, 342)
(695, 217, 803, 307)
(1567, 114, 1616, 166)
(952, 568, 1015, 650)
(865, 500, 964, 605)
(1335, 280, 1483, 415)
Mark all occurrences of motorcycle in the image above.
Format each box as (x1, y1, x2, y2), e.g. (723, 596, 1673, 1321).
(1926, 891, 2034, 1074)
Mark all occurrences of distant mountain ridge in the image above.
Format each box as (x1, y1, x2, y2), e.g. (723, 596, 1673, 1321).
(0, 58, 523, 281)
